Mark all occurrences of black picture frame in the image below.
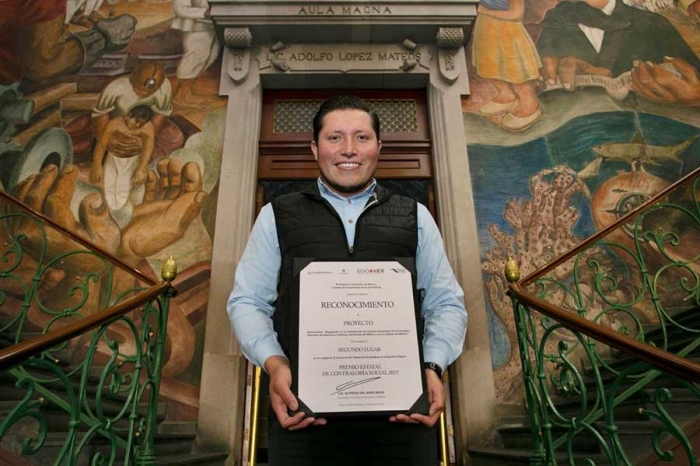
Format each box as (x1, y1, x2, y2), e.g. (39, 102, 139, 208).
(288, 257, 429, 418)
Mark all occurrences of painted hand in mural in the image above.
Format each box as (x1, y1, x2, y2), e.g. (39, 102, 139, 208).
(6, 160, 203, 378)
(8, 164, 121, 274)
(688, 1, 700, 23)
(89, 165, 104, 184)
(106, 131, 143, 158)
(9, 160, 207, 264)
(119, 158, 207, 258)
(131, 167, 149, 186)
(389, 369, 445, 427)
(541, 56, 612, 90)
(630, 57, 700, 107)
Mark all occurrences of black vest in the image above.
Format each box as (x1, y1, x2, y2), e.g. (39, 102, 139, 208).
(271, 183, 418, 359)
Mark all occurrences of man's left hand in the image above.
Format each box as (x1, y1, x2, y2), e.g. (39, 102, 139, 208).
(389, 369, 444, 427)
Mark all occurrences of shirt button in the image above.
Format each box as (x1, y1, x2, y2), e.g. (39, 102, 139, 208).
(348, 219, 354, 224)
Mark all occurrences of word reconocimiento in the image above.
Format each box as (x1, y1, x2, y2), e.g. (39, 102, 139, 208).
(321, 301, 395, 309)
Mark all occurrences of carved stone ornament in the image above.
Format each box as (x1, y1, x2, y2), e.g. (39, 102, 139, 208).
(223, 27, 253, 49)
(436, 27, 464, 48)
(436, 27, 464, 84)
(228, 48, 251, 83)
(224, 28, 252, 83)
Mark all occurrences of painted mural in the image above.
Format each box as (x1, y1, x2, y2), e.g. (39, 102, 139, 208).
(0, 0, 226, 420)
(464, 0, 700, 404)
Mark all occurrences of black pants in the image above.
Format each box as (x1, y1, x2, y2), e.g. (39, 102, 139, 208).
(268, 414, 438, 466)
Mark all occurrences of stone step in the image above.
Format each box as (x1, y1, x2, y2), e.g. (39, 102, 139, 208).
(120, 452, 229, 466)
(0, 400, 167, 433)
(469, 448, 608, 466)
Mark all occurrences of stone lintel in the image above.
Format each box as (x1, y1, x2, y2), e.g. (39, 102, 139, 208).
(257, 43, 432, 74)
(211, 1, 477, 45)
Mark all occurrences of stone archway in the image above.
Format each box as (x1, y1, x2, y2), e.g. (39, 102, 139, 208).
(198, 3, 494, 464)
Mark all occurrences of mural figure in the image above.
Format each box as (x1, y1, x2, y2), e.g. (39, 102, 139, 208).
(90, 105, 155, 226)
(538, 0, 700, 90)
(91, 61, 172, 144)
(0, 0, 229, 419)
(0, 0, 136, 84)
(471, 0, 544, 132)
(171, 0, 221, 109)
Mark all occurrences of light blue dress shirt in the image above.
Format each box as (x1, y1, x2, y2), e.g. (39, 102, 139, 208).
(228, 179, 467, 371)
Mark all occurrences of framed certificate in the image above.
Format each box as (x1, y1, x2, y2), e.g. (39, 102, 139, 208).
(290, 257, 429, 418)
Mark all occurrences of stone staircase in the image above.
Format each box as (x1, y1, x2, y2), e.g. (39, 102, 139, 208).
(469, 306, 700, 466)
(0, 326, 229, 465)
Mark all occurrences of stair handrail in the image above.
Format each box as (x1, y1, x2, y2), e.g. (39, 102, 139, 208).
(0, 189, 179, 465)
(505, 166, 700, 464)
(516, 165, 700, 288)
(0, 190, 156, 286)
(507, 166, 700, 380)
(508, 282, 700, 383)
(0, 281, 170, 371)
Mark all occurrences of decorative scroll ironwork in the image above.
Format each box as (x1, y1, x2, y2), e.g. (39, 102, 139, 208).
(509, 174, 700, 465)
(0, 202, 174, 465)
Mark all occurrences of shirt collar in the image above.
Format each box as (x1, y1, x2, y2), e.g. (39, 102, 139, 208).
(317, 177, 377, 201)
(602, 0, 616, 16)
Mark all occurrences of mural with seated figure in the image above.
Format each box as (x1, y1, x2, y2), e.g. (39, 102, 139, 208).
(464, 0, 700, 405)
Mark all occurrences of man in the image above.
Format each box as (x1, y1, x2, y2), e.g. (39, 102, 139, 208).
(228, 95, 467, 466)
(90, 61, 174, 161)
(537, 0, 700, 88)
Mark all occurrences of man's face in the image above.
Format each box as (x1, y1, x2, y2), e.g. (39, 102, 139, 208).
(126, 115, 146, 130)
(311, 109, 381, 197)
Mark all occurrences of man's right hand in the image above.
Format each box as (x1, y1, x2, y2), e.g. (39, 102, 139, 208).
(541, 56, 612, 91)
(265, 356, 327, 431)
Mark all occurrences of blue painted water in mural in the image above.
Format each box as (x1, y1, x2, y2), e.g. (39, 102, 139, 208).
(468, 111, 700, 368)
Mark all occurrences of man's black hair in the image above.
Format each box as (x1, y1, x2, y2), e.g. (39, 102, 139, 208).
(312, 95, 380, 142)
(128, 105, 154, 122)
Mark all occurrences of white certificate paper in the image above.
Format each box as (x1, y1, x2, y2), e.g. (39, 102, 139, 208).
(298, 260, 423, 414)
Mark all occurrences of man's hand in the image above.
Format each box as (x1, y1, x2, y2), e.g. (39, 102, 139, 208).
(541, 56, 612, 91)
(107, 131, 142, 158)
(389, 369, 444, 427)
(630, 57, 700, 107)
(265, 356, 327, 431)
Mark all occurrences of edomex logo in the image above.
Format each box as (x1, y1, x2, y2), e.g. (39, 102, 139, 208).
(357, 268, 384, 274)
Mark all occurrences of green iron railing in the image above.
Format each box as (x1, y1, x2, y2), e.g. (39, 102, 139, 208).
(507, 167, 700, 465)
(0, 190, 177, 466)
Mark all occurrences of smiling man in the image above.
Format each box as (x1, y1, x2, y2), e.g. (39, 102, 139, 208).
(228, 95, 467, 466)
